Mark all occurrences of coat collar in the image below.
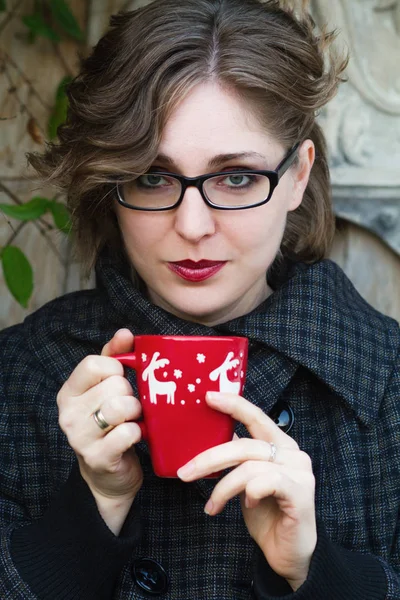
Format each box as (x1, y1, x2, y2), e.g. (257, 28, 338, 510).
(95, 253, 398, 426)
(217, 259, 399, 426)
(26, 252, 399, 428)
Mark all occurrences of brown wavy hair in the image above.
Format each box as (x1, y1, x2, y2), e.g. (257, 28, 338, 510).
(28, 0, 348, 271)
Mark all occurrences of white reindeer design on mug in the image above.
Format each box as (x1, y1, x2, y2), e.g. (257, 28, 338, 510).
(209, 352, 241, 394)
(142, 352, 177, 405)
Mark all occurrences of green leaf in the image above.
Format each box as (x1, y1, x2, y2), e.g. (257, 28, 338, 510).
(55, 75, 73, 101)
(1, 246, 33, 308)
(49, 0, 84, 41)
(0, 197, 50, 221)
(48, 76, 72, 140)
(50, 201, 71, 233)
(0, 0, 6, 13)
(27, 29, 37, 43)
(22, 13, 61, 42)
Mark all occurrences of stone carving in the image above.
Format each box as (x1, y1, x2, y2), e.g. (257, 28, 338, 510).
(311, 0, 400, 254)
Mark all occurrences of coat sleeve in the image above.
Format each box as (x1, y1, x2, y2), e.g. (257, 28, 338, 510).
(252, 521, 388, 599)
(252, 347, 400, 600)
(0, 353, 141, 600)
(0, 382, 36, 600)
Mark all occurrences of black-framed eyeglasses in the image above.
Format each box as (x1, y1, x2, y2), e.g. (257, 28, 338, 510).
(116, 142, 300, 211)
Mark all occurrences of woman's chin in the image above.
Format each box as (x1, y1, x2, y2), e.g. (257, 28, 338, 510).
(150, 291, 251, 327)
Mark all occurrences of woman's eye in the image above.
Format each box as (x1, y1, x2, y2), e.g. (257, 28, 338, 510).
(228, 175, 246, 185)
(223, 174, 252, 187)
(139, 174, 166, 186)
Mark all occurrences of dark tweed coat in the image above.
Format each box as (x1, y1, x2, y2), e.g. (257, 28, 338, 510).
(0, 254, 399, 599)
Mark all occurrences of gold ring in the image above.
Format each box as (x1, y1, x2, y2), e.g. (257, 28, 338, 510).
(93, 408, 113, 433)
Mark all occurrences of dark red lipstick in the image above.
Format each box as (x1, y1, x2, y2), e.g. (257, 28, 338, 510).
(168, 260, 226, 282)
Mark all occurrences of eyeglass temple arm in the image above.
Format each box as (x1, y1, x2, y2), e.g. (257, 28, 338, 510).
(276, 142, 301, 178)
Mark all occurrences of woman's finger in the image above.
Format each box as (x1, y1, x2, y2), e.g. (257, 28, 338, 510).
(59, 329, 134, 403)
(62, 393, 142, 448)
(91, 395, 142, 430)
(207, 459, 314, 514)
(82, 374, 134, 412)
(207, 464, 315, 517)
(178, 438, 311, 481)
(177, 438, 270, 480)
(205, 460, 279, 515)
(243, 470, 315, 512)
(206, 392, 298, 448)
(59, 374, 134, 428)
(59, 355, 124, 401)
(92, 422, 142, 467)
(101, 328, 134, 357)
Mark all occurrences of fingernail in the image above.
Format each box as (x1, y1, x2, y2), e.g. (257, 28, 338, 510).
(204, 499, 214, 515)
(207, 392, 230, 408)
(206, 391, 222, 401)
(177, 460, 195, 480)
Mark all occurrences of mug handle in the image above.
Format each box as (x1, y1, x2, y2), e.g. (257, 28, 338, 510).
(113, 353, 137, 369)
(113, 353, 148, 440)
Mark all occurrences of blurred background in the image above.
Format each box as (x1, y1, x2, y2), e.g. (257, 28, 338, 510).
(1, 0, 400, 329)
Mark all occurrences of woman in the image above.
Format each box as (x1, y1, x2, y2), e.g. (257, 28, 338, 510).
(1, 0, 399, 598)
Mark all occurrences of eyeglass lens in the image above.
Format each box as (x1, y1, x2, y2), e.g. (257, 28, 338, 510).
(121, 172, 271, 209)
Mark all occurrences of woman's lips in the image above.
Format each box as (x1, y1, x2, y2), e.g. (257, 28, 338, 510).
(168, 260, 226, 282)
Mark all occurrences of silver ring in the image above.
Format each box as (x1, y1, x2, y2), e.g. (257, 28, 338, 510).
(93, 408, 112, 432)
(269, 442, 277, 462)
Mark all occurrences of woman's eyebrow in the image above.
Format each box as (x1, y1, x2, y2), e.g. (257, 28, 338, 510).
(154, 151, 268, 170)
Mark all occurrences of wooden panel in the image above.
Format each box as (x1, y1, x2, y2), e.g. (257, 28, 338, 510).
(330, 221, 400, 322)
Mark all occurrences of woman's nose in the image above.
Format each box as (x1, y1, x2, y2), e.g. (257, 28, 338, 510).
(173, 187, 216, 242)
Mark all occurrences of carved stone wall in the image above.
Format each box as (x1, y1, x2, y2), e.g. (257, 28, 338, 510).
(308, 0, 400, 322)
(311, 0, 400, 254)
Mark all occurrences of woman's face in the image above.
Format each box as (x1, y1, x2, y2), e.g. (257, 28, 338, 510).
(115, 81, 314, 326)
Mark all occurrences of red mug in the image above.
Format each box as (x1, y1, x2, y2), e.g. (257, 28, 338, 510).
(114, 335, 248, 478)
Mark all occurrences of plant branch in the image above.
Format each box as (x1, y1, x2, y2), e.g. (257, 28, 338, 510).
(0, 180, 23, 205)
(0, 181, 67, 267)
(3, 64, 46, 136)
(0, 0, 24, 37)
(3, 221, 25, 248)
(2, 50, 52, 111)
(35, 224, 68, 267)
(0, 181, 54, 231)
(0, 206, 17, 235)
(51, 41, 75, 78)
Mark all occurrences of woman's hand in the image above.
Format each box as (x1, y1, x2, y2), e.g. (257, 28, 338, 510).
(177, 392, 317, 591)
(57, 328, 143, 535)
